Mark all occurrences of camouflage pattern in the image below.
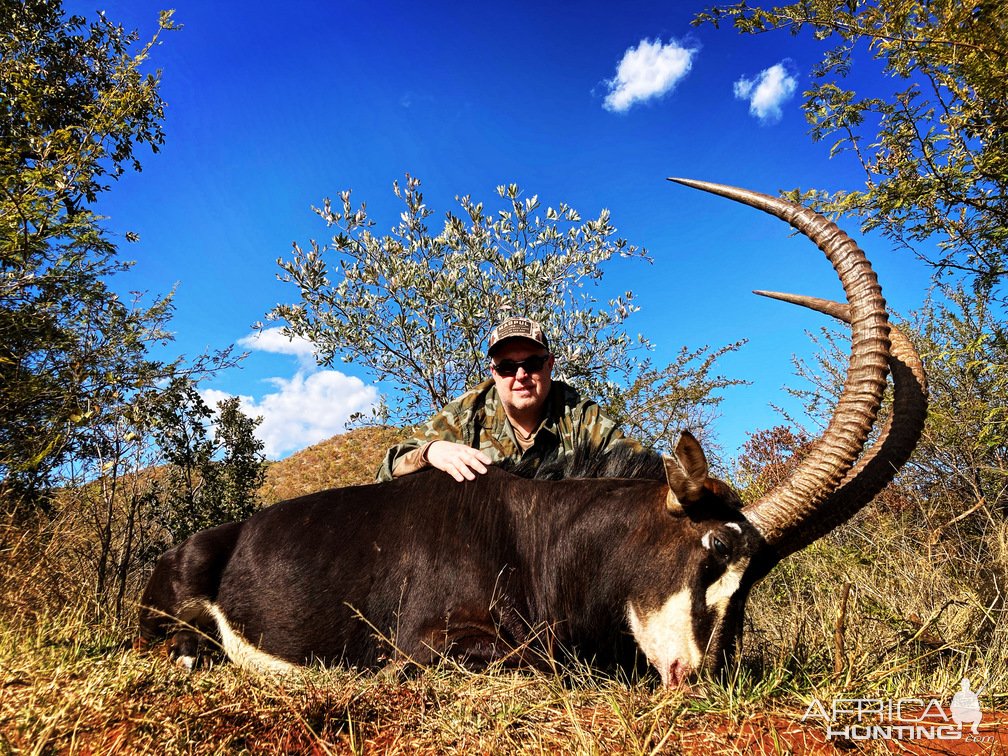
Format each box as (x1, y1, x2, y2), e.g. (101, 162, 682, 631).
(375, 378, 637, 482)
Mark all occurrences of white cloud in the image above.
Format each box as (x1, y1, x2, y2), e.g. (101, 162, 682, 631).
(602, 38, 697, 112)
(202, 371, 379, 460)
(238, 327, 317, 368)
(208, 328, 380, 459)
(733, 62, 798, 123)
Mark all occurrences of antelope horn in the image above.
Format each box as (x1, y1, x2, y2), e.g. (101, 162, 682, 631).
(667, 178, 890, 547)
(750, 291, 927, 560)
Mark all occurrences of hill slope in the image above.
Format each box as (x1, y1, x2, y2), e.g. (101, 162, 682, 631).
(258, 425, 412, 503)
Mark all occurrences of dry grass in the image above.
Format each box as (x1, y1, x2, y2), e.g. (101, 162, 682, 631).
(0, 609, 867, 755)
(741, 499, 1008, 704)
(3, 600, 1004, 754)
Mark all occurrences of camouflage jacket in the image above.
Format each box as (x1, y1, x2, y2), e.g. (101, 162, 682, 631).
(375, 379, 634, 482)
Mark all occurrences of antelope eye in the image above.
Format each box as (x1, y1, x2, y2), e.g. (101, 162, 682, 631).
(702, 530, 731, 560)
(711, 535, 729, 559)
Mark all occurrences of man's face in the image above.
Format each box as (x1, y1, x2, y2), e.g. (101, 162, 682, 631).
(489, 340, 554, 418)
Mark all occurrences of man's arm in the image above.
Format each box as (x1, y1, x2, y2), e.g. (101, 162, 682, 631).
(376, 437, 427, 485)
(375, 438, 429, 482)
(375, 439, 490, 483)
(374, 384, 494, 482)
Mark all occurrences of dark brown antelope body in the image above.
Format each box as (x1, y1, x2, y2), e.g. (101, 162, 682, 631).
(140, 442, 758, 685)
(138, 180, 927, 685)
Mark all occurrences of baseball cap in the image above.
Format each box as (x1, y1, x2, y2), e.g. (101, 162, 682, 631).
(486, 317, 550, 356)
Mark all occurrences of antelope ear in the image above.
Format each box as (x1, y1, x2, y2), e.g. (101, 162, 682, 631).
(663, 431, 709, 510)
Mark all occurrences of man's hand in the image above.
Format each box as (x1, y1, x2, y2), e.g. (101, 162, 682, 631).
(425, 441, 492, 482)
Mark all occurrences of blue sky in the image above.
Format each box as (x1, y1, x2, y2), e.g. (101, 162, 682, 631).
(68, 1, 933, 462)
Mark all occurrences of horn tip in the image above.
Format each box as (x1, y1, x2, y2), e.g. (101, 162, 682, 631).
(754, 289, 789, 301)
(667, 176, 708, 189)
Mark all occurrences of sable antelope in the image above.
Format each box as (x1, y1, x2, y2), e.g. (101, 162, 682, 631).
(137, 180, 927, 685)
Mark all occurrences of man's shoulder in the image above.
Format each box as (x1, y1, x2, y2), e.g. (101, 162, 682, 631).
(548, 380, 621, 428)
(550, 379, 582, 405)
(444, 379, 497, 412)
(551, 380, 605, 414)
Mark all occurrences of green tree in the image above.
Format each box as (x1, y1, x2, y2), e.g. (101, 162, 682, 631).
(51, 371, 260, 620)
(270, 175, 742, 452)
(151, 377, 265, 546)
(696, 0, 1008, 300)
(65, 384, 164, 619)
(0, 1, 179, 515)
(0, 3, 260, 621)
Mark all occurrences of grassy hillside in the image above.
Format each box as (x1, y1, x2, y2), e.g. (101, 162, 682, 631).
(258, 426, 413, 503)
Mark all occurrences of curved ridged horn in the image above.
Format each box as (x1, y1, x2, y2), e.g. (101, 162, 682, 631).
(751, 291, 928, 560)
(667, 178, 890, 547)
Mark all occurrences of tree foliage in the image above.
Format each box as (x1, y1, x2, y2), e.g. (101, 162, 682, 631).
(731, 424, 813, 502)
(270, 175, 743, 451)
(696, 0, 1008, 299)
(606, 342, 746, 454)
(50, 374, 265, 620)
(0, 2, 267, 618)
(150, 378, 266, 547)
(907, 287, 1008, 519)
(0, 1, 180, 515)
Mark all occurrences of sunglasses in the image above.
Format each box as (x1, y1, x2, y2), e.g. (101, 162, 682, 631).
(491, 354, 550, 377)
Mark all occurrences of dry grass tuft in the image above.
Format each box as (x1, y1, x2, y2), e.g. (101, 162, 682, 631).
(742, 498, 1008, 702)
(7, 615, 1002, 754)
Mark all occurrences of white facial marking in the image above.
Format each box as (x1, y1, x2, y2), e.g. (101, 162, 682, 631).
(700, 524, 749, 614)
(175, 655, 195, 672)
(627, 589, 702, 687)
(704, 558, 749, 613)
(207, 602, 298, 676)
